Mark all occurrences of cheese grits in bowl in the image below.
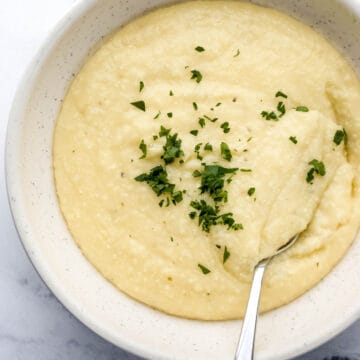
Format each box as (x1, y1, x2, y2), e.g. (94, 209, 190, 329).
(6, 0, 360, 359)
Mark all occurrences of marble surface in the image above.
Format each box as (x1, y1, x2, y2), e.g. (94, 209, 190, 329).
(0, 1, 359, 359)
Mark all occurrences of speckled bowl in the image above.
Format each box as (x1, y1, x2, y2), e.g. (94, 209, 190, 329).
(5, 0, 360, 359)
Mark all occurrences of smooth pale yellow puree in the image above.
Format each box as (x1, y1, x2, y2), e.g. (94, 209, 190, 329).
(53, 1, 360, 320)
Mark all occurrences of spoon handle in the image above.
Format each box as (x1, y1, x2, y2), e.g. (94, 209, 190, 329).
(234, 261, 268, 360)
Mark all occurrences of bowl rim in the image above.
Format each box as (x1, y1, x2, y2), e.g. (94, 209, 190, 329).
(5, 0, 360, 359)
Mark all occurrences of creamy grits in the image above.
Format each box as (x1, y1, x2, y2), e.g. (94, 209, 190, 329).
(53, 1, 360, 320)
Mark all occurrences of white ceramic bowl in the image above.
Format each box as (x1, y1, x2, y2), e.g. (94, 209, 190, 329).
(6, 1, 360, 359)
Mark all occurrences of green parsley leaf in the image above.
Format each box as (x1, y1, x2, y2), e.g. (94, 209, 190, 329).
(195, 46, 205, 52)
(296, 106, 309, 112)
(233, 49, 240, 57)
(193, 102, 198, 111)
(275, 91, 288, 99)
(190, 200, 219, 232)
(189, 211, 196, 219)
(198, 263, 211, 274)
(139, 81, 144, 92)
(223, 246, 231, 263)
(198, 117, 205, 128)
(190, 200, 242, 232)
(197, 165, 238, 203)
(220, 142, 232, 161)
(220, 122, 230, 133)
(277, 101, 286, 117)
(153, 111, 161, 119)
(306, 159, 326, 184)
(247, 187, 255, 196)
(194, 143, 204, 160)
(159, 125, 171, 137)
(289, 136, 298, 144)
(138, 139, 147, 159)
(204, 143, 213, 151)
(167, 112, 173, 118)
(203, 115, 218, 123)
(172, 191, 183, 204)
(169, 90, 174, 96)
(261, 111, 278, 121)
(240, 169, 252, 172)
(190, 130, 199, 136)
(333, 128, 347, 146)
(219, 213, 243, 230)
(131, 100, 146, 112)
(135, 165, 183, 205)
(190, 69, 203, 83)
(161, 131, 184, 164)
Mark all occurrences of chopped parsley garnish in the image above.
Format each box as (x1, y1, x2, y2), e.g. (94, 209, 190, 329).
(190, 69, 203, 83)
(195, 165, 238, 203)
(240, 168, 252, 172)
(195, 46, 205, 52)
(194, 143, 203, 160)
(277, 101, 286, 117)
(190, 130, 199, 136)
(296, 106, 309, 112)
(169, 90, 174, 96)
(261, 111, 278, 121)
(289, 136, 298, 144)
(198, 263, 211, 274)
(204, 115, 218, 123)
(306, 159, 326, 184)
(138, 139, 147, 159)
(333, 128, 347, 146)
(139, 81, 144, 92)
(275, 91, 288, 99)
(191, 200, 218, 232)
(220, 122, 230, 133)
(261, 92, 291, 120)
(159, 128, 184, 164)
(193, 102, 198, 111)
(193, 169, 202, 177)
(247, 187, 255, 196)
(223, 246, 230, 264)
(220, 142, 232, 161)
(190, 200, 242, 232)
(167, 112, 173, 118)
(189, 211, 196, 219)
(189, 164, 243, 232)
(131, 100, 146, 112)
(233, 49, 240, 57)
(159, 125, 170, 137)
(134, 165, 183, 205)
(154, 111, 161, 119)
(216, 102, 222, 107)
(204, 143, 213, 151)
(198, 117, 205, 128)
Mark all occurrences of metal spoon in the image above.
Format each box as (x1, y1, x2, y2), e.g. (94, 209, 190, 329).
(234, 233, 300, 360)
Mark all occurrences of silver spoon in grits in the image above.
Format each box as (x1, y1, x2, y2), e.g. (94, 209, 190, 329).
(234, 233, 300, 360)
